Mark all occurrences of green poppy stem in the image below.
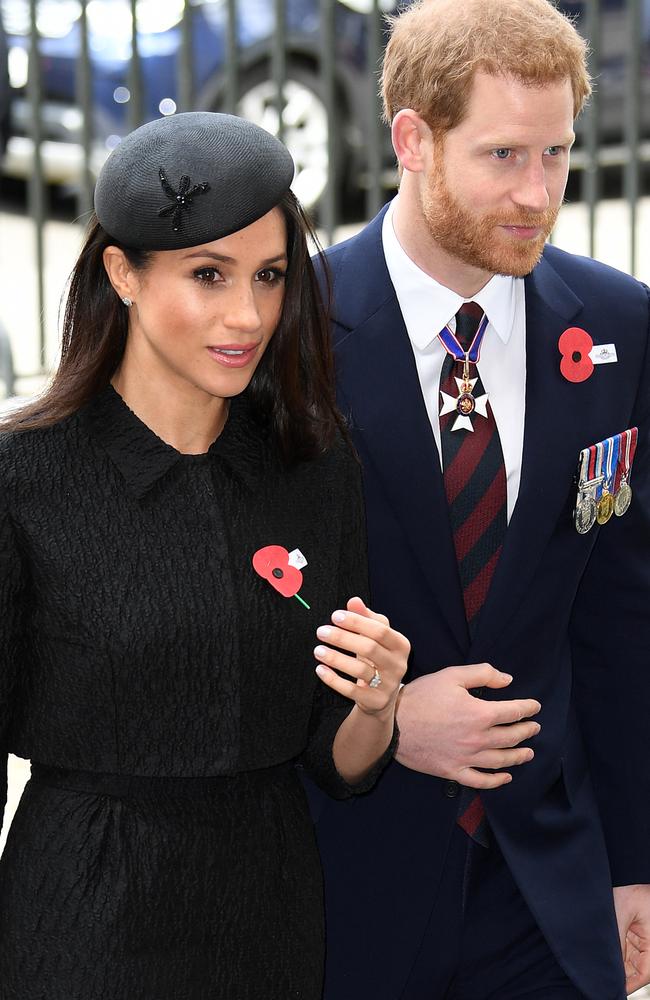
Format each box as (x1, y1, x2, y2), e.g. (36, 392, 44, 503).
(294, 593, 310, 610)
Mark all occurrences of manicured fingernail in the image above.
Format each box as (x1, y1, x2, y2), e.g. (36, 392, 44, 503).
(315, 665, 329, 678)
(332, 611, 346, 624)
(314, 645, 329, 659)
(316, 626, 332, 639)
(500, 672, 513, 681)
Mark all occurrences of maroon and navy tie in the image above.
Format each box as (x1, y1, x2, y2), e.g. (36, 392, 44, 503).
(439, 302, 507, 845)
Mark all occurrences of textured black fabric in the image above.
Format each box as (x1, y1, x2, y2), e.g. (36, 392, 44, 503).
(0, 386, 393, 999)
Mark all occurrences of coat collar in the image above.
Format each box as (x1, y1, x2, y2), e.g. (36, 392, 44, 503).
(327, 205, 392, 338)
(80, 385, 269, 500)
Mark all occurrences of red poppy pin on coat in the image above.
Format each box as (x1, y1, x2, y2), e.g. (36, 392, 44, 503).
(558, 327, 594, 383)
(252, 545, 311, 609)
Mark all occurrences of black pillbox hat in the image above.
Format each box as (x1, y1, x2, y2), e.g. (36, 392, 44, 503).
(94, 112, 295, 251)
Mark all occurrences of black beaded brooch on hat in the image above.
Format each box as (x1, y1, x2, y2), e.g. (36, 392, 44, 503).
(157, 167, 211, 232)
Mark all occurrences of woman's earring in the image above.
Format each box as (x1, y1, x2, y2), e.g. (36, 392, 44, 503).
(121, 296, 133, 307)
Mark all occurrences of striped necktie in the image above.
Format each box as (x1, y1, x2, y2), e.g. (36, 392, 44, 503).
(440, 302, 507, 632)
(439, 301, 507, 845)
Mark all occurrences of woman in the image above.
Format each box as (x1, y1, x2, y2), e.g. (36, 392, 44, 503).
(0, 113, 408, 999)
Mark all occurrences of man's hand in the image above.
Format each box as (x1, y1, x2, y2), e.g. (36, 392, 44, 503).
(394, 664, 541, 788)
(613, 883, 650, 994)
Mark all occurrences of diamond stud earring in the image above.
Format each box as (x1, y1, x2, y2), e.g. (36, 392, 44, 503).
(121, 296, 133, 307)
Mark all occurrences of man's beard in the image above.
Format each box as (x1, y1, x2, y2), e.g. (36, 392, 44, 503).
(421, 159, 561, 277)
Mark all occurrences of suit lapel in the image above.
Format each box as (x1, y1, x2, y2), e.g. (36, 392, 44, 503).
(331, 225, 592, 654)
(330, 213, 469, 646)
(471, 253, 586, 650)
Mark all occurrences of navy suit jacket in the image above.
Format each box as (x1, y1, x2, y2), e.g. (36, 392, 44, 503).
(308, 207, 650, 1000)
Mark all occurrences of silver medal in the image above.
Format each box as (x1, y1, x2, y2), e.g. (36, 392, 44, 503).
(575, 494, 597, 534)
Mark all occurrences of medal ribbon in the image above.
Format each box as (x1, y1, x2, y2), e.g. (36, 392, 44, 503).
(438, 312, 489, 363)
(604, 434, 619, 493)
(613, 427, 638, 491)
(595, 442, 606, 499)
(587, 444, 598, 484)
(625, 427, 639, 479)
(578, 446, 590, 489)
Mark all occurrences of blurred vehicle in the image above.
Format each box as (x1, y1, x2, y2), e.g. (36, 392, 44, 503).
(1, 0, 395, 208)
(0, 0, 649, 210)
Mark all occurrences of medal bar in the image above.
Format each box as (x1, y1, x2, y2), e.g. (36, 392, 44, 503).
(574, 428, 638, 534)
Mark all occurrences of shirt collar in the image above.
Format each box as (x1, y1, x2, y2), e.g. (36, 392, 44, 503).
(382, 196, 521, 351)
(80, 385, 269, 499)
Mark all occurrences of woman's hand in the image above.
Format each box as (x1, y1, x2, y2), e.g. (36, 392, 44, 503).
(314, 596, 409, 718)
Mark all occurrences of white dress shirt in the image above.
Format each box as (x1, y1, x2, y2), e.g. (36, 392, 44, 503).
(381, 197, 527, 522)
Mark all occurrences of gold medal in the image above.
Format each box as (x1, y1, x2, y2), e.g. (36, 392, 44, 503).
(594, 440, 615, 525)
(596, 489, 614, 524)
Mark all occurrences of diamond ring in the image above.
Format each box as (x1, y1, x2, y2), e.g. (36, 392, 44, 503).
(369, 668, 382, 689)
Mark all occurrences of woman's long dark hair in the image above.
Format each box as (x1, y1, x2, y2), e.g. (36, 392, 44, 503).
(1, 191, 344, 464)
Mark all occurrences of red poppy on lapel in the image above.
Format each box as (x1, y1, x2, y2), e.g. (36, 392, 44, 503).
(252, 545, 304, 598)
(558, 327, 594, 383)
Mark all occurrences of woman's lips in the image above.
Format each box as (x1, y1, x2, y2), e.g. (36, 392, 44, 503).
(206, 343, 260, 368)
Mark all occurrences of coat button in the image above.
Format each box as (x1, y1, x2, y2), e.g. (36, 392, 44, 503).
(444, 780, 460, 798)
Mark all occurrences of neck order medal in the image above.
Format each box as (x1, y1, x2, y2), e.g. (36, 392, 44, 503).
(438, 313, 489, 433)
(439, 366, 490, 433)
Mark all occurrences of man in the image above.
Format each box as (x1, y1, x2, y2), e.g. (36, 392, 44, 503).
(309, 1, 650, 997)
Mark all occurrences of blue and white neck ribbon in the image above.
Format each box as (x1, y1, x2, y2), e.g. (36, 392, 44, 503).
(438, 313, 489, 363)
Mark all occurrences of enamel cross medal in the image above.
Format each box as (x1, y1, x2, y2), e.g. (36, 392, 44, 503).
(439, 312, 490, 432)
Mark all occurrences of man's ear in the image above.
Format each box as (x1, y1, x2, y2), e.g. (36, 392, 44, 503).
(391, 110, 432, 174)
(102, 245, 140, 303)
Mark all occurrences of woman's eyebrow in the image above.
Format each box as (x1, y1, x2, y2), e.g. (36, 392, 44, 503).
(181, 251, 288, 265)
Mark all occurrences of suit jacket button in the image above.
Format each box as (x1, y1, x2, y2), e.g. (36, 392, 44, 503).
(444, 780, 460, 798)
